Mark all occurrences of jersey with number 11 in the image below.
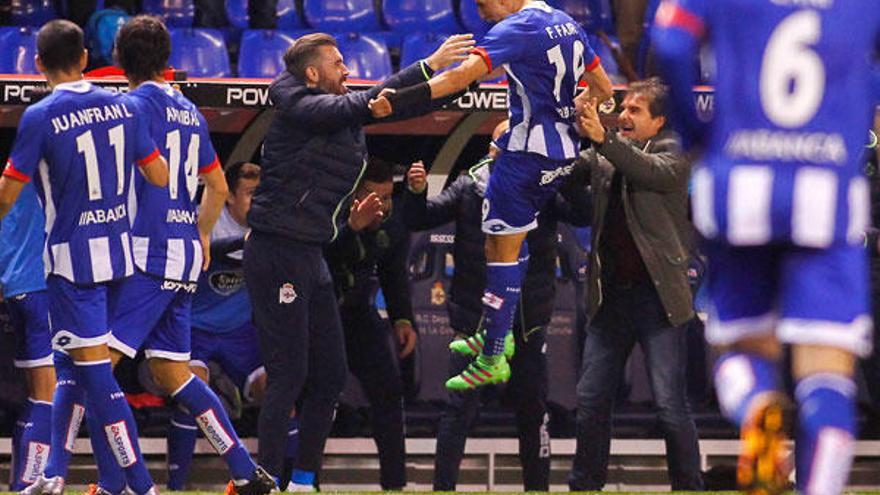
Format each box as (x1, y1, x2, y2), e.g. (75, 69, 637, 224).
(2, 81, 159, 285)
(127, 81, 220, 283)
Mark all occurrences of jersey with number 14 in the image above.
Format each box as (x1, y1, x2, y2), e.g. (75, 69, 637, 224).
(655, 0, 880, 247)
(2, 81, 159, 285)
(127, 81, 220, 283)
(473, 0, 599, 161)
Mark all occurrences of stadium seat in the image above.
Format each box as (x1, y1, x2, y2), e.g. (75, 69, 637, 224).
(0, 27, 38, 74)
(457, 0, 492, 38)
(380, 0, 460, 33)
(169, 28, 230, 77)
(142, 0, 194, 27)
(237, 29, 297, 78)
(400, 32, 450, 70)
(11, 0, 56, 26)
(302, 0, 381, 32)
(335, 33, 392, 80)
(226, 0, 303, 30)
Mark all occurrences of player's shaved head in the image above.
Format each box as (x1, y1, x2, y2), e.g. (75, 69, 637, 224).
(115, 15, 171, 84)
(36, 20, 85, 74)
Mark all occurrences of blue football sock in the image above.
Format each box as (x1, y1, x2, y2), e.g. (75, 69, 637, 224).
(74, 358, 153, 494)
(518, 241, 530, 281)
(285, 416, 300, 462)
(713, 352, 780, 426)
(290, 469, 315, 487)
(44, 352, 85, 480)
(87, 406, 126, 493)
(482, 262, 522, 356)
(794, 373, 857, 495)
(11, 401, 31, 490)
(172, 375, 257, 481)
(13, 399, 52, 489)
(167, 405, 199, 490)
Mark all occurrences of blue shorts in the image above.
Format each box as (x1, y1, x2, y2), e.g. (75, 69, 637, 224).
(482, 151, 573, 234)
(108, 270, 194, 362)
(46, 275, 115, 352)
(704, 242, 872, 357)
(190, 322, 264, 400)
(6, 290, 53, 368)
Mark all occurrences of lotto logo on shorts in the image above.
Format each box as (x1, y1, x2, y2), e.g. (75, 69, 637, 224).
(105, 421, 137, 467)
(21, 442, 49, 483)
(196, 409, 234, 455)
(482, 292, 505, 310)
(65, 404, 85, 452)
(279, 282, 297, 304)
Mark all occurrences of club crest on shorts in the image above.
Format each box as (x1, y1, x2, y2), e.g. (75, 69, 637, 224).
(279, 282, 297, 304)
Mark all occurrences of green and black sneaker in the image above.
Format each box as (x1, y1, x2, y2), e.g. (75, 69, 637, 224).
(449, 330, 515, 360)
(445, 354, 511, 391)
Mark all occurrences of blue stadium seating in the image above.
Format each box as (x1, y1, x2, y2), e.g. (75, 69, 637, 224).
(0, 27, 38, 74)
(142, 0, 194, 27)
(226, 0, 303, 30)
(335, 33, 392, 80)
(302, 0, 381, 32)
(237, 29, 297, 78)
(400, 32, 450, 70)
(456, 0, 492, 38)
(169, 28, 230, 77)
(11, 0, 56, 26)
(381, 0, 460, 33)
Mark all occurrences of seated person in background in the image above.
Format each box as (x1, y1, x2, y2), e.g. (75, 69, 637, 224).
(323, 157, 417, 491)
(402, 119, 591, 491)
(166, 161, 298, 490)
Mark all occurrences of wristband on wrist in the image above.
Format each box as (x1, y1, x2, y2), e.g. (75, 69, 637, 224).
(386, 81, 432, 111)
(419, 59, 436, 80)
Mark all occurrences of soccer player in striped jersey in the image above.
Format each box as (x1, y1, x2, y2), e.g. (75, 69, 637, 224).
(383, 0, 612, 389)
(0, 184, 54, 491)
(652, 1, 880, 493)
(0, 20, 168, 495)
(100, 15, 276, 495)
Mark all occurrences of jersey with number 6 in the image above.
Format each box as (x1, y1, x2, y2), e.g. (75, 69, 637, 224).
(127, 81, 220, 283)
(654, 0, 880, 247)
(1, 81, 159, 284)
(472, 0, 599, 161)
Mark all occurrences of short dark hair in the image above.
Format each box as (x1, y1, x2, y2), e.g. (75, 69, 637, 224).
(225, 161, 261, 193)
(115, 15, 170, 84)
(283, 33, 337, 80)
(626, 77, 669, 119)
(362, 156, 395, 184)
(37, 20, 85, 73)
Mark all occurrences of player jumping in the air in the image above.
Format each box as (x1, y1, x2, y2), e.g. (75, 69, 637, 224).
(382, 0, 612, 390)
(652, 1, 880, 493)
(0, 19, 169, 495)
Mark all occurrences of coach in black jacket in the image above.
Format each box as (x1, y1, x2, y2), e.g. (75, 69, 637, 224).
(402, 122, 591, 491)
(242, 32, 474, 487)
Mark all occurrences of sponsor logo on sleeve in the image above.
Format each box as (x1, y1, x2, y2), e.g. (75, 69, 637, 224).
(196, 409, 235, 455)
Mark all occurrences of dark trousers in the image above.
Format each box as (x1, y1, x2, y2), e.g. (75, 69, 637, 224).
(243, 232, 348, 478)
(194, 0, 278, 28)
(569, 281, 703, 491)
(341, 307, 406, 490)
(434, 321, 550, 491)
